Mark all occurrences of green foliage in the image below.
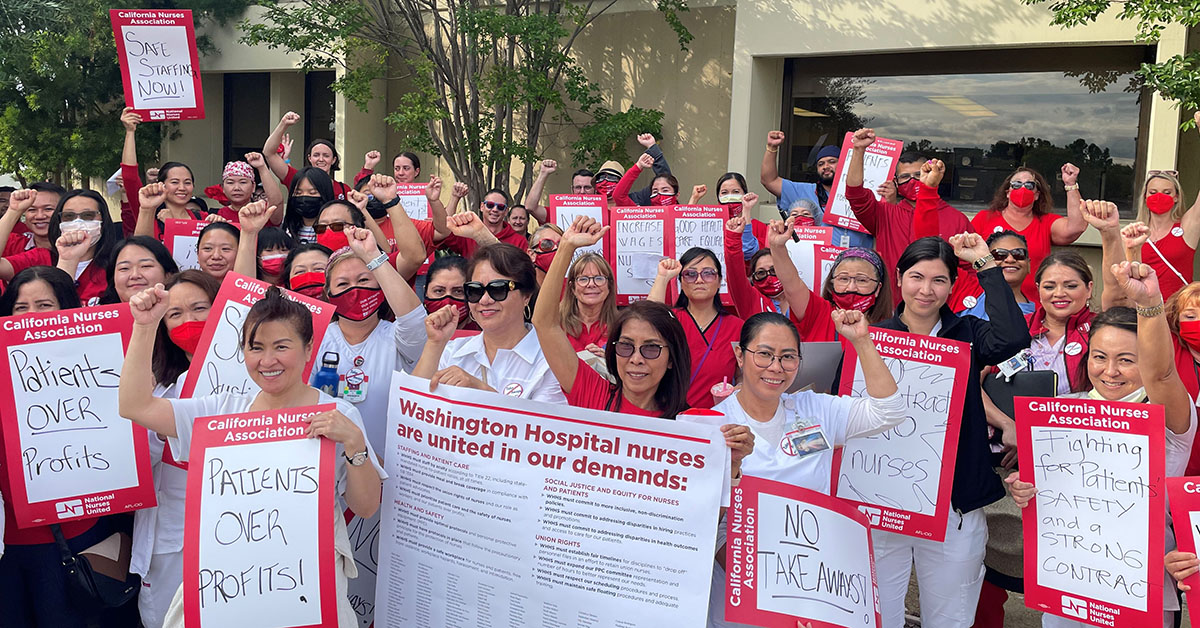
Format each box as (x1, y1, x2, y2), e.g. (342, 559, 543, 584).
(0, 0, 251, 185)
(1026, 0, 1200, 127)
(572, 107, 664, 168)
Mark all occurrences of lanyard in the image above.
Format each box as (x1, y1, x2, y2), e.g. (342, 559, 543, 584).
(691, 314, 726, 380)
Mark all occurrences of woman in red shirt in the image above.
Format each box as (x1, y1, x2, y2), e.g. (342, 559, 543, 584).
(649, 245, 745, 409)
(612, 152, 679, 207)
(560, 252, 617, 354)
(1124, 171, 1200, 300)
(970, 165, 1086, 300)
(212, 154, 284, 224)
(262, 111, 354, 200)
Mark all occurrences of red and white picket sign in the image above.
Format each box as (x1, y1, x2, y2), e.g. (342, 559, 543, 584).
(183, 405, 337, 628)
(0, 305, 155, 527)
(1168, 477, 1200, 628)
(1018, 396, 1164, 627)
(725, 476, 880, 628)
(832, 329, 970, 541)
(110, 9, 205, 121)
(612, 204, 733, 306)
(163, 218, 208, 271)
(824, 131, 903, 234)
(394, 183, 429, 221)
(785, 231, 845, 294)
(180, 273, 334, 399)
(547, 194, 610, 260)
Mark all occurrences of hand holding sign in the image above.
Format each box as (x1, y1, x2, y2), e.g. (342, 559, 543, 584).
(304, 408, 367, 453)
(1004, 471, 1035, 508)
(720, 424, 753, 465)
(120, 106, 142, 132)
(110, 11, 204, 120)
(1166, 551, 1198, 591)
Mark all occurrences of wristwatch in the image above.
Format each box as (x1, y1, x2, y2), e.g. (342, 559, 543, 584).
(366, 252, 389, 271)
(344, 449, 369, 466)
(1063, 184, 1080, 192)
(972, 254, 995, 271)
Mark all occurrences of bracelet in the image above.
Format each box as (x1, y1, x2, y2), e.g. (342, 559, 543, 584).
(972, 254, 995, 271)
(1063, 184, 1079, 192)
(380, 197, 400, 209)
(765, 145, 779, 154)
(365, 252, 389, 271)
(1136, 301, 1165, 318)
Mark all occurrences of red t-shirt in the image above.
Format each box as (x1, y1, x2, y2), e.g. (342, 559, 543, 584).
(3, 232, 36, 256)
(1141, 223, 1195, 301)
(789, 286, 837, 343)
(971, 210, 1063, 301)
(724, 227, 782, 319)
(6, 248, 108, 305)
(567, 320, 609, 352)
(677, 309, 743, 410)
(566, 359, 663, 417)
(440, 223, 529, 257)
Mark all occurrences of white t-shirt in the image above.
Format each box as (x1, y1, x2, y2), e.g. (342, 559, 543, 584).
(438, 324, 566, 404)
(131, 375, 187, 578)
(705, 388, 906, 628)
(310, 306, 427, 452)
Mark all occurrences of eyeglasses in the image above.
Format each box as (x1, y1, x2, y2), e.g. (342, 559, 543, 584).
(574, 275, 608, 286)
(1009, 181, 1037, 191)
(990, 247, 1029, 262)
(533, 238, 558, 253)
(571, 185, 595, 193)
(313, 221, 349, 234)
(741, 347, 801, 371)
(894, 172, 919, 184)
(61, 211, 100, 222)
(831, 274, 879, 289)
(681, 268, 720, 283)
(1149, 169, 1179, 177)
(613, 341, 665, 360)
(483, 200, 507, 212)
(751, 268, 777, 283)
(463, 279, 521, 303)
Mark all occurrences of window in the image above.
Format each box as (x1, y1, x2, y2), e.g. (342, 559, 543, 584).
(780, 46, 1151, 216)
(305, 70, 336, 159)
(223, 73, 270, 167)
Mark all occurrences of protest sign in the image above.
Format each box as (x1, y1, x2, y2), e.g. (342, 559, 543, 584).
(163, 218, 207, 271)
(785, 237, 845, 294)
(547, 194, 610, 260)
(1018, 396, 1163, 627)
(613, 205, 671, 305)
(824, 132, 903, 234)
(1167, 477, 1200, 628)
(832, 329, 970, 540)
(792, 224, 835, 246)
(0, 305, 155, 527)
(393, 183, 429, 221)
(182, 404, 336, 628)
(375, 370, 728, 627)
(725, 476, 880, 628)
(180, 273, 333, 399)
(109, 10, 204, 121)
(674, 205, 731, 305)
(344, 509, 381, 627)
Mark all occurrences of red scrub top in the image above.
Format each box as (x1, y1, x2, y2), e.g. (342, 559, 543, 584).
(971, 210, 1062, 301)
(566, 359, 664, 417)
(676, 308, 743, 410)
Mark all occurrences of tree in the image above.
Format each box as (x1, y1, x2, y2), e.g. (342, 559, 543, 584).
(0, 0, 252, 185)
(242, 1, 692, 203)
(1025, 0, 1200, 126)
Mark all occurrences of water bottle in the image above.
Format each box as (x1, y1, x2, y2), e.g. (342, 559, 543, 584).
(313, 351, 340, 397)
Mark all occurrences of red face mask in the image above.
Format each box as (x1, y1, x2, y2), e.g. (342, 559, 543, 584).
(1146, 192, 1175, 215)
(594, 181, 617, 199)
(650, 193, 677, 206)
(534, 250, 557, 273)
(723, 202, 743, 219)
(317, 229, 349, 252)
(1180, 321, 1200, 353)
(753, 275, 784, 298)
(168, 320, 206, 354)
(260, 255, 286, 277)
(896, 179, 920, 201)
(425, 295, 469, 324)
(329, 286, 384, 321)
(289, 271, 326, 300)
(1008, 186, 1036, 209)
(792, 215, 816, 229)
(830, 290, 876, 313)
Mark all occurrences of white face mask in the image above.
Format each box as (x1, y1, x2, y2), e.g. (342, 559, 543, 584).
(718, 193, 743, 204)
(60, 219, 103, 241)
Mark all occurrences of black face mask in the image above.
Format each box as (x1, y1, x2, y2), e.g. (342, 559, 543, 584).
(290, 196, 322, 219)
(366, 198, 387, 220)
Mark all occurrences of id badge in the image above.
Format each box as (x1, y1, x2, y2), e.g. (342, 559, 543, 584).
(786, 424, 831, 458)
(339, 368, 368, 403)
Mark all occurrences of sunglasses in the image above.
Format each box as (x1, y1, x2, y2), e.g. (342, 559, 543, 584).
(463, 279, 521, 303)
(533, 238, 558, 253)
(681, 268, 720, 283)
(613, 341, 665, 360)
(1149, 169, 1179, 177)
(61, 211, 101, 222)
(1009, 181, 1037, 191)
(313, 221, 349, 234)
(990, 247, 1029, 261)
(594, 174, 621, 184)
(574, 275, 608, 286)
(483, 200, 507, 213)
(751, 268, 777, 283)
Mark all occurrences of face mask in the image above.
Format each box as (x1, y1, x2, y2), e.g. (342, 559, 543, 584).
(168, 320, 206, 355)
(896, 179, 919, 201)
(753, 275, 784, 298)
(425, 295, 469, 324)
(289, 271, 326, 300)
(650, 193, 677, 206)
(594, 180, 617, 199)
(329, 286, 384, 321)
(289, 196, 322, 219)
(366, 198, 388, 220)
(316, 229, 349, 252)
(534, 249, 557, 273)
(830, 290, 877, 313)
(1180, 321, 1200, 353)
(723, 202, 743, 218)
(792, 215, 816, 229)
(718, 193, 743, 205)
(1008, 186, 1036, 209)
(260, 254, 287, 276)
(1146, 192, 1175, 215)
(60, 219, 103, 241)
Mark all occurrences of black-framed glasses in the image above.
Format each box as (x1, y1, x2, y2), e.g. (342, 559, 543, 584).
(751, 268, 777, 283)
(894, 172, 919, 184)
(533, 238, 557, 253)
(613, 341, 665, 360)
(1009, 181, 1037, 191)
(313, 221, 349, 234)
(483, 200, 507, 212)
(681, 268, 719, 283)
(464, 279, 520, 303)
(574, 275, 608, 286)
(61, 211, 101, 222)
(594, 173, 620, 184)
(741, 346, 801, 371)
(990, 248, 1029, 262)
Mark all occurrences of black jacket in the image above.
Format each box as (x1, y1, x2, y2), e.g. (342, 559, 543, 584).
(626, 144, 672, 206)
(874, 266, 1031, 514)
